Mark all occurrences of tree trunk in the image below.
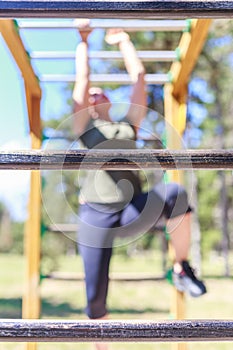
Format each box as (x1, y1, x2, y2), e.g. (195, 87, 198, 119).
(219, 170, 230, 276)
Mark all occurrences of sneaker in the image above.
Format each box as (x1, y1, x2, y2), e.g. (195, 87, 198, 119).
(172, 260, 207, 297)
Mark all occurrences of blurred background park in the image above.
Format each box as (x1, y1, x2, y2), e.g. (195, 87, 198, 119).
(1, 18, 233, 349)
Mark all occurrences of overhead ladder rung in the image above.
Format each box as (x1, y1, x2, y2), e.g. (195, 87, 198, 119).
(17, 19, 188, 31)
(30, 50, 178, 62)
(39, 73, 170, 84)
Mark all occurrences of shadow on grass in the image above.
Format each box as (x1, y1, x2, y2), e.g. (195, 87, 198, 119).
(0, 298, 22, 318)
(0, 298, 169, 318)
(41, 299, 84, 317)
(42, 301, 169, 317)
(203, 275, 233, 280)
(109, 307, 169, 315)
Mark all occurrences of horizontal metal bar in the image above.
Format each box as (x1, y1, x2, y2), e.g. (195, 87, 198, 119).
(1, 149, 233, 170)
(0, 319, 233, 342)
(17, 19, 188, 31)
(30, 50, 178, 62)
(44, 271, 165, 282)
(39, 73, 170, 84)
(1, 1, 233, 18)
(48, 223, 79, 232)
(30, 50, 177, 62)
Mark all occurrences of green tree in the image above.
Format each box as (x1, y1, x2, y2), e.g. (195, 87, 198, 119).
(189, 19, 233, 275)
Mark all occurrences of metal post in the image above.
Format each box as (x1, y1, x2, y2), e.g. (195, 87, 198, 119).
(39, 73, 170, 84)
(30, 50, 178, 62)
(17, 19, 188, 31)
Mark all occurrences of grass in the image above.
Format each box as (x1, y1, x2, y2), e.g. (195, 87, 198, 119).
(0, 252, 233, 350)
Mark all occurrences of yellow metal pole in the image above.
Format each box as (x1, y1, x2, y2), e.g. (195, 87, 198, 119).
(0, 20, 41, 98)
(171, 19, 212, 101)
(164, 83, 188, 350)
(165, 14, 210, 305)
(164, 84, 187, 183)
(0, 18, 42, 350)
(163, 20, 211, 350)
(23, 91, 41, 350)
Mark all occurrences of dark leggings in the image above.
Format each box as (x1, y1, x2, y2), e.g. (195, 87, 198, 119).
(78, 182, 191, 319)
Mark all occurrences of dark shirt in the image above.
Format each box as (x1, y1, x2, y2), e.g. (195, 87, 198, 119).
(79, 118, 142, 204)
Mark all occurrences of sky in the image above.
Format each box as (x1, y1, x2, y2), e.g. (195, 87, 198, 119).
(0, 32, 30, 220)
(0, 19, 95, 220)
